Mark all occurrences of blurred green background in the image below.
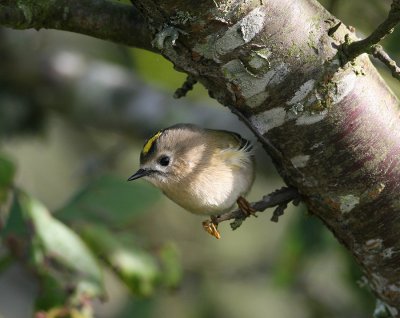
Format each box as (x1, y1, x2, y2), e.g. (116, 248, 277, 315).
(0, 0, 399, 317)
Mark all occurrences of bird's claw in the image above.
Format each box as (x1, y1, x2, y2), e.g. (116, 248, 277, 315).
(202, 218, 221, 239)
(202, 197, 255, 239)
(237, 196, 257, 217)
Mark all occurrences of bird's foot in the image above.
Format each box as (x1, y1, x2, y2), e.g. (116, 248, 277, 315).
(237, 196, 257, 217)
(202, 216, 221, 239)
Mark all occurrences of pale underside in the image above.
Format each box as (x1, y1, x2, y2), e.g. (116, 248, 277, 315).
(161, 145, 254, 216)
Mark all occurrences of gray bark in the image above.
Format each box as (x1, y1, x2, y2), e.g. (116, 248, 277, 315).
(132, 0, 400, 314)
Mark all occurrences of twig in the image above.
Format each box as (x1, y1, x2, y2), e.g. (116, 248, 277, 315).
(341, 0, 400, 62)
(372, 44, 400, 80)
(270, 202, 288, 222)
(173, 75, 197, 98)
(214, 187, 301, 230)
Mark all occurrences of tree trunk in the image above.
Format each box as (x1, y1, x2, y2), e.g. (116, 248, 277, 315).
(132, 0, 400, 314)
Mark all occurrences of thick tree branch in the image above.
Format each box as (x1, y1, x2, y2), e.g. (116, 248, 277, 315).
(342, 0, 400, 63)
(129, 0, 400, 313)
(0, 0, 155, 52)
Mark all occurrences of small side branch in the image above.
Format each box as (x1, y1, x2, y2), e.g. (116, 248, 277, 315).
(341, 0, 400, 62)
(372, 45, 400, 80)
(214, 187, 301, 230)
(174, 75, 197, 99)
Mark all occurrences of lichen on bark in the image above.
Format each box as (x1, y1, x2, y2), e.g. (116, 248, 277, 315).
(131, 0, 400, 313)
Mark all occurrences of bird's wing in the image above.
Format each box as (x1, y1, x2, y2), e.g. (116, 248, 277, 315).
(206, 129, 252, 153)
(206, 130, 253, 169)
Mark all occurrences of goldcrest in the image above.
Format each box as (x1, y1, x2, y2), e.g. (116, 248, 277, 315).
(128, 123, 255, 238)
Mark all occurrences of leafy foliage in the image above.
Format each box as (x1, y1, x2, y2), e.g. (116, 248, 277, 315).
(80, 224, 182, 297)
(0, 165, 181, 316)
(57, 175, 160, 228)
(0, 154, 15, 227)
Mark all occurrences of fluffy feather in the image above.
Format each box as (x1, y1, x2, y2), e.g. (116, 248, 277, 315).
(135, 124, 255, 216)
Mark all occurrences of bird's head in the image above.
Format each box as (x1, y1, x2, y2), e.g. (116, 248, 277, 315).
(128, 124, 207, 189)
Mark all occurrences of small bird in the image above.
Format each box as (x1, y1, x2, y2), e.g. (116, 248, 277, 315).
(128, 123, 255, 239)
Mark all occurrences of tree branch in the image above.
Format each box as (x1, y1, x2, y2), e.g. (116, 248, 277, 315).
(342, 0, 400, 62)
(0, 0, 155, 52)
(173, 75, 198, 99)
(372, 45, 400, 80)
(214, 187, 300, 229)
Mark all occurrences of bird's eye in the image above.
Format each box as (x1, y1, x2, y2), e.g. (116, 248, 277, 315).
(158, 155, 170, 166)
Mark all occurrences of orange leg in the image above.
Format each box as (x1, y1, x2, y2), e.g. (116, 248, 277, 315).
(202, 216, 221, 239)
(237, 196, 257, 217)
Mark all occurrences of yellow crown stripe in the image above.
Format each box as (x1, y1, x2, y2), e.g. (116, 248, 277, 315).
(143, 131, 162, 155)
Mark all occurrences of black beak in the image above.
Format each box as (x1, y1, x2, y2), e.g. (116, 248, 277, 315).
(127, 168, 150, 181)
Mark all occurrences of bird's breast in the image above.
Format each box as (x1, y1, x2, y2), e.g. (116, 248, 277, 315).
(163, 152, 254, 216)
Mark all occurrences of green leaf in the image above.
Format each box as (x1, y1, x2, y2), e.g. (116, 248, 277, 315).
(272, 210, 327, 287)
(80, 224, 160, 297)
(112, 246, 159, 297)
(0, 155, 15, 188)
(0, 253, 13, 274)
(57, 175, 160, 227)
(1, 194, 27, 238)
(35, 274, 95, 318)
(0, 154, 15, 227)
(34, 274, 66, 311)
(159, 242, 182, 289)
(18, 192, 105, 302)
(118, 298, 155, 318)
